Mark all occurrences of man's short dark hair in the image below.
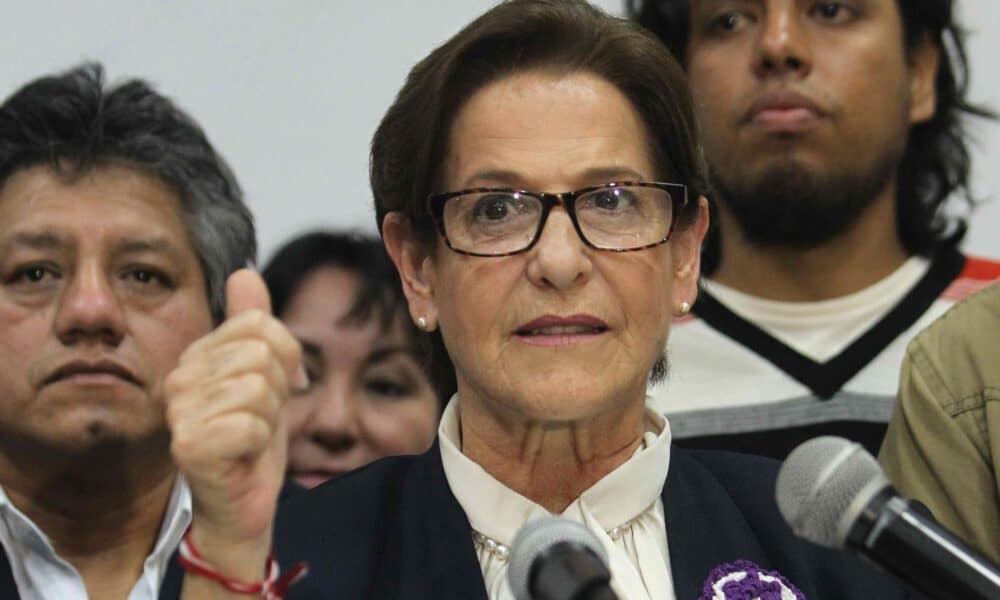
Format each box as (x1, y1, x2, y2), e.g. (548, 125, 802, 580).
(262, 231, 456, 405)
(628, 0, 994, 267)
(0, 62, 255, 321)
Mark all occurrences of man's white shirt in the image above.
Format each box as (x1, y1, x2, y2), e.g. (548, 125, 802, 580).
(0, 476, 191, 600)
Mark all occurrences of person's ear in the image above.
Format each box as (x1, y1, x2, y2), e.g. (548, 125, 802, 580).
(909, 34, 940, 125)
(671, 196, 709, 314)
(382, 212, 439, 331)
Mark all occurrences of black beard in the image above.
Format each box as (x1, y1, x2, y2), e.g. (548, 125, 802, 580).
(710, 150, 900, 249)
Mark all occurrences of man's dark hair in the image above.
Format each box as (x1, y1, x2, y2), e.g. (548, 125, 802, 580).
(262, 231, 456, 404)
(0, 62, 255, 321)
(371, 0, 706, 384)
(628, 0, 994, 269)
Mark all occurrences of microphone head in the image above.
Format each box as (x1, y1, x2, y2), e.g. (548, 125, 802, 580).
(776, 436, 888, 548)
(507, 516, 608, 600)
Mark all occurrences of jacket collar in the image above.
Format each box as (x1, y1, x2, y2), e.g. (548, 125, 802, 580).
(402, 441, 774, 600)
(662, 448, 770, 599)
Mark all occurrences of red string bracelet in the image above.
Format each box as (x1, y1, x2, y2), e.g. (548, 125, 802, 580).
(177, 528, 308, 599)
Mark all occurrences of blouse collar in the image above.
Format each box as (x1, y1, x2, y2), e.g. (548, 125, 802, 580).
(438, 395, 672, 548)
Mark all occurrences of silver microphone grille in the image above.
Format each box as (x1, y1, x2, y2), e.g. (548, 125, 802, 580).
(507, 516, 608, 600)
(775, 436, 888, 548)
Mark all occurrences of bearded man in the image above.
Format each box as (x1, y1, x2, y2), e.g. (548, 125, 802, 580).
(631, 0, 1000, 458)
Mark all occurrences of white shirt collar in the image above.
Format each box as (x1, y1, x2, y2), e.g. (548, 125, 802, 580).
(438, 396, 676, 600)
(0, 475, 192, 600)
(702, 256, 931, 361)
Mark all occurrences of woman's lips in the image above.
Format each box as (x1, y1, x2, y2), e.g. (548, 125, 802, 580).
(514, 314, 609, 346)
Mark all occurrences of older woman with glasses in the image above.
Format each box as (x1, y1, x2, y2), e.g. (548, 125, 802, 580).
(167, 1, 909, 599)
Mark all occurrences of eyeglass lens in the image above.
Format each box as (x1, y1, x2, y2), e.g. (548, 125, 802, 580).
(441, 185, 676, 255)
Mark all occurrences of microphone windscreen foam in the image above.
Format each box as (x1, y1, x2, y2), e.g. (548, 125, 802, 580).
(508, 516, 608, 600)
(775, 436, 886, 548)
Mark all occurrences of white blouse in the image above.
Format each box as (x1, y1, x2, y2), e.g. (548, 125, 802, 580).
(439, 398, 676, 600)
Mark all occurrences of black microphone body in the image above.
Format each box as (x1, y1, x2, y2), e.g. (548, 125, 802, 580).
(508, 517, 619, 600)
(529, 541, 617, 600)
(846, 486, 1000, 600)
(776, 437, 1000, 600)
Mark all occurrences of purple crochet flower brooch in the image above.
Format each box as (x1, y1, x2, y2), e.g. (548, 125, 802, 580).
(698, 560, 806, 600)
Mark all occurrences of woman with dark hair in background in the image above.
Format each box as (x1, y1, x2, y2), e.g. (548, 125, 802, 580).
(263, 231, 453, 488)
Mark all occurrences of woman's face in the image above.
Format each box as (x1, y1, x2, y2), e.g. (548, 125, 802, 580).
(280, 265, 439, 489)
(386, 71, 706, 424)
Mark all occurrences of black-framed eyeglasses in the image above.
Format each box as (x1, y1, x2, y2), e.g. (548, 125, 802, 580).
(427, 181, 688, 257)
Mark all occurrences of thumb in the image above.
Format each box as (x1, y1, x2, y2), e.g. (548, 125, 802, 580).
(225, 268, 272, 319)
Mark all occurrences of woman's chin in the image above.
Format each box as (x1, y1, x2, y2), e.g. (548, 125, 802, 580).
(499, 382, 638, 424)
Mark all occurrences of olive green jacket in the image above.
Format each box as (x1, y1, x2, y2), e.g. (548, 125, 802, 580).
(879, 281, 1000, 565)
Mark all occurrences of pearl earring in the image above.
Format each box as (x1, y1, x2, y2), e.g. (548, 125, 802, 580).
(678, 302, 691, 315)
(417, 316, 428, 330)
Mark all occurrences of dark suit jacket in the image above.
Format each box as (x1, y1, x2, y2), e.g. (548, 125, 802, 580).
(273, 442, 908, 599)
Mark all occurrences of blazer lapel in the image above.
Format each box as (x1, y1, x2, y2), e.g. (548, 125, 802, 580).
(387, 443, 488, 600)
(663, 448, 770, 599)
(418, 444, 488, 599)
(405, 443, 775, 600)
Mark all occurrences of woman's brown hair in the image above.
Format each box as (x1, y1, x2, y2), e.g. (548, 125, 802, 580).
(371, 0, 706, 245)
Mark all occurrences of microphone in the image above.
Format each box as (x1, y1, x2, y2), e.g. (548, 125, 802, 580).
(776, 436, 1000, 600)
(507, 516, 618, 600)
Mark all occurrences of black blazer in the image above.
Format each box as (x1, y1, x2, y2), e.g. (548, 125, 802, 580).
(273, 442, 908, 599)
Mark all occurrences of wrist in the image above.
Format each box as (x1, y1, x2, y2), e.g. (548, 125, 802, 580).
(179, 527, 308, 598)
(187, 523, 272, 582)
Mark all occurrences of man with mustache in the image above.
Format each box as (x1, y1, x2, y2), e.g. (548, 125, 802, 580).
(0, 63, 257, 598)
(631, 0, 1000, 458)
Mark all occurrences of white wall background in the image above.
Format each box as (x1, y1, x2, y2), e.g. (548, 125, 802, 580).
(3, 1, 997, 262)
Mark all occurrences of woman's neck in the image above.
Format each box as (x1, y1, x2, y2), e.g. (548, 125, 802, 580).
(457, 394, 647, 514)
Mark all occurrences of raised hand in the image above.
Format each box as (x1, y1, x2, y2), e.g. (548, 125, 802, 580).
(166, 268, 303, 583)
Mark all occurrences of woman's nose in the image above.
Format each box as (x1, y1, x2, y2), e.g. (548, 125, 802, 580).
(307, 381, 362, 453)
(526, 208, 593, 291)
